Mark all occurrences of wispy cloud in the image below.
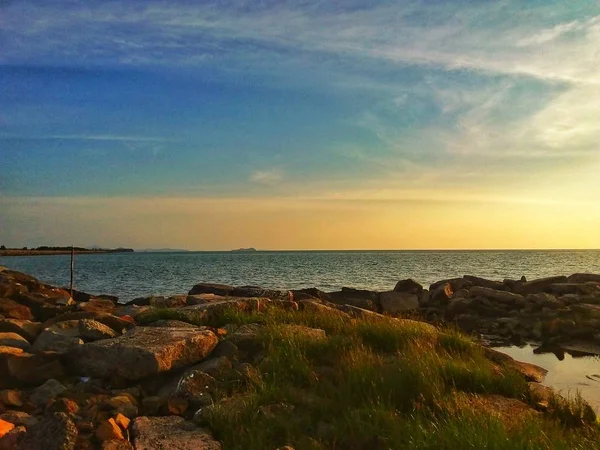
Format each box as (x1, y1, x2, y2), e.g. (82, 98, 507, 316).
(0, 134, 173, 143)
(249, 168, 285, 186)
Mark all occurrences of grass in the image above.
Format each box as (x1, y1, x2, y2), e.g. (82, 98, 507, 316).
(141, 304, 600, 449)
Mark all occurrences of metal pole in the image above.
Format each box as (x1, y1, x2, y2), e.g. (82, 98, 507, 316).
(70, 245, 74, 298)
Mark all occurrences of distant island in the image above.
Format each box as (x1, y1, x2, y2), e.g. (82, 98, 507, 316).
(230, 247, 258, 253)
(0, 246, 134, 257)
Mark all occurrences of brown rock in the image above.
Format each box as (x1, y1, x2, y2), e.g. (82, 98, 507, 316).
(0, 333, 30, 351)
(78, 319, 118, 341)
(17, 412, 78, 450)
(132, 416, 221, 449)
(0, 299, 33, 321)
(567, 273, 600, 284)
(463, 275, 504, 290)
(96, 418, 124, 441)
(0, 350, 65, 388)
(167, 397, 188, 415)
(32, 329, 83, 353)
(0, 411, 37, 427)
(29, 379, 67, 407)
(102, 440, 134, 450)
(0, 425, 25, 450)
(0, 319, 43, 342)
(79, 299, 118, 314)
(0, 390, 22, 407)
(48, 398, 79, 416)
(66, 327, 218, 380)
(189, 357, 233, 378)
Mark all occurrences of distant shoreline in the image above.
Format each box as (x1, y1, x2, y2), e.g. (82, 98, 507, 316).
(0, 248, 134, 257)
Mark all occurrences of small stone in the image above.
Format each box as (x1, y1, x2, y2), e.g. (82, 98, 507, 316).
(96, 418, 124, 441)
(0, 390, 22, 407)
(167, 397, 188, 415)
(0, 420, 14, 439)
(29, 379, 67, 407)
(49, 397, 80, 416)
(114, 413, 130, 430)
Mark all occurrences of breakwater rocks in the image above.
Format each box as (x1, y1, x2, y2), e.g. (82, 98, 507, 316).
(0, 266, 597, 448)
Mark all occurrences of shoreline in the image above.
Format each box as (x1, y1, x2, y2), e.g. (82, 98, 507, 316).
(0, 249, 134, 257)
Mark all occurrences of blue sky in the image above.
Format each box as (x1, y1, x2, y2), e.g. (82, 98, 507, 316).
(1, 0, 599, 249)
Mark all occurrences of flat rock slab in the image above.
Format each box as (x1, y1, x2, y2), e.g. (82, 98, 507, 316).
(132, 416, 222, 449)
(67, 327, 218, 380)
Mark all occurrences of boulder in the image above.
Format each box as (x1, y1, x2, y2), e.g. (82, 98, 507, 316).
(463, 275, 504, 290)
(379, 291, 419, 315)
(147, 295, 188, 308)
(78, 319, 118, 341)
(517, 276, 568, 295)
(0, 348, 65, 388)
(470, 287, 524, 305)
(0, 411, 38, 427)
(189, 356, 233, 378)
(66, 327, 218, 380)
(0, 319, 43, 342)
(188, 283, 234, 297)
(430, 283, 454, 304)
(0, 333, 31, 351)
(568, 273, 600, 284)
(525, 293, 563, 310)
(571, 304, 600, 319)
(0, 299, 33, 321)
(186, 294, 226, 305)
(393, 279, 423, 295)
(548, 283, 600, 296)
(44, 312, 134, 334)
(430, 278, 471, 293)
(32, 329, 84, 353)
(231, 286, 291, 301)
(132, 416, 221, 449)
(79, 299, 118, 314)
(16, 412, 78, 450)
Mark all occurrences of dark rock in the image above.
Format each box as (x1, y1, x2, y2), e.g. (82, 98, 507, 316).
(211, 340, 239, 360)
(568, 273, 600, 284)
(393, 279, 423, 295)
(0, 333, 30, 351)
(463, 275, 504, 290)
(231, 286, 290, 301)
(516, 276, 568, 295)
(17, 412, 78, 450)
(430, 283, 453, 304)
(548, 283, 600, 296)
(430, 278, 471, 293)
(188, 283, 235, 297)
(29, 379, 67, 407)
(379, 291, 419, 314)
(0, 348, 65, 388)
(470, 287, 524, 306)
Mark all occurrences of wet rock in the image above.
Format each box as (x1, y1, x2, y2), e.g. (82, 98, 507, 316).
(393, 279, 423, 295)
(0, 319, 43, 342)
(67, 327, 218, 380)
(0, 299, 33, 321)
(0, 333, 31, 351)
(132, 416, 221, 449)
(79, 319, 118, 341)
(17, 412, 78, 450)
(29, 379, 67, 407)
(380, 291, 419, 314)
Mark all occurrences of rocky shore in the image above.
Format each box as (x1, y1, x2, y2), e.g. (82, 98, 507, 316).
(0, 266, 598, 449)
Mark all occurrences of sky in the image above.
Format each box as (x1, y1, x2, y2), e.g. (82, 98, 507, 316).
(1, 0, 599, 250)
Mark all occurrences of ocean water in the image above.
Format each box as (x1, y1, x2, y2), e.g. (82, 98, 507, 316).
(1, 250, 599, 302)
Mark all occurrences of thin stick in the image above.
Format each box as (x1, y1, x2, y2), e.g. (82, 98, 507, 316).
(70, 245, 74, 298)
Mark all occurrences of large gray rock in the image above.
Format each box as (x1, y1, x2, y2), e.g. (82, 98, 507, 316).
(66, 327, 218, 380)
(32, 329, 84, 353)
(132, 416, 221, 449)
(188, 283, 234, 297)
(379, 291, 419, 314)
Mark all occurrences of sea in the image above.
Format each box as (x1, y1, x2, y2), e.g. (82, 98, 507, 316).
(2, 249, 600, 410)
(1, 250, 599, 302)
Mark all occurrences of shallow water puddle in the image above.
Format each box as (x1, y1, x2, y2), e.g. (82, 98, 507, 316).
(494, 344, 600, 412)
